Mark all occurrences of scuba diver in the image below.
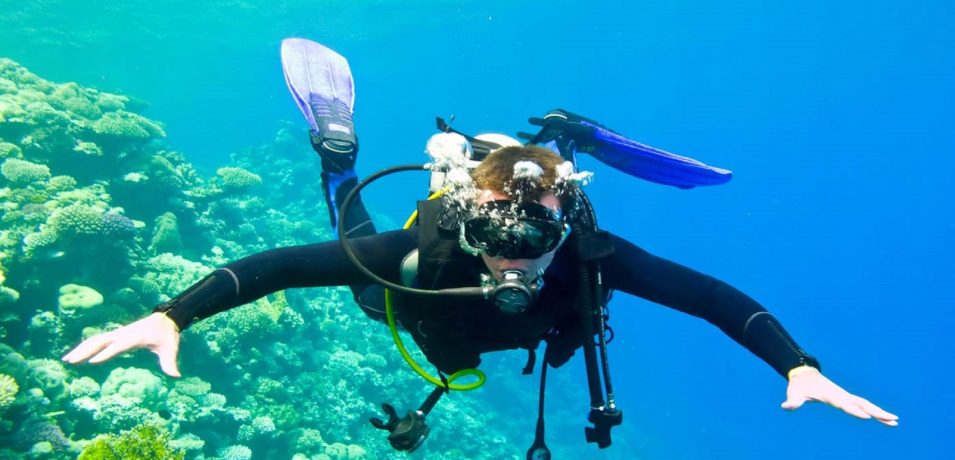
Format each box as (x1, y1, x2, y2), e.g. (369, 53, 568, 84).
(62, 38, 898, 457)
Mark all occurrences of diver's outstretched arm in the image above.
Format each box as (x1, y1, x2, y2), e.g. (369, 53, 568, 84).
(601, 233, 899, 426)
(61, 230, 415, 375)
(783, 366, 899, 426)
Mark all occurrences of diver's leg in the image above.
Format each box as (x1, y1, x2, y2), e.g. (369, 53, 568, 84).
(311, 130, 388, 324)
(281, 38, 382, 317)
(280, 38, 377, 237)
(313, 139, 377, 238)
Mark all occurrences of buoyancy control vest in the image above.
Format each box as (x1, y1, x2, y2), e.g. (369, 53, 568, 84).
(393, 195, 616, 374)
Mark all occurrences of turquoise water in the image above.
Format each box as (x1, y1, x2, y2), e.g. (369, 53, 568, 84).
(1, 1, 952, 459)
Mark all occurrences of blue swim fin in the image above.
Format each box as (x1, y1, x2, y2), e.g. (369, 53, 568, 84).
(520, 109, 732, 189)
(281, 38, 360, 229)
(281, 38, 357, 158)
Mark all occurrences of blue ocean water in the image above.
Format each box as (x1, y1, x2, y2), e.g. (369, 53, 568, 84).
(2, 1, 952, 459)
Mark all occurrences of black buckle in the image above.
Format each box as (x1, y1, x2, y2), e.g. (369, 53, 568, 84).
(584, 407, 623, 449)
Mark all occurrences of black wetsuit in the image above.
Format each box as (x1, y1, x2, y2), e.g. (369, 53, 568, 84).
(158, 226, 816, 378)
(156, 140, 816, 377)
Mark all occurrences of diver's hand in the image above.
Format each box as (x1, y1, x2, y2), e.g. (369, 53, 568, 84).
(782, 366, 898, 426)
(61, 312, 182, 377)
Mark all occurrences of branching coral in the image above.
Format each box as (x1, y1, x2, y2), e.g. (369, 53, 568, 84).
(49, 203, 106, 238)
(102, 212, 137, 239)
(46, 174, 78, 193)
(144, 253, 210, 298)
(0, 373, 18, 411)
(67, 376, 100, 398)
(21, 229, 57, 256)
(0, 285, 19, 305)
(78, 424, 185, 460)
(237, 415, 276, 441)
(218, 444, 252, 460)
(324, 442, 368, 460)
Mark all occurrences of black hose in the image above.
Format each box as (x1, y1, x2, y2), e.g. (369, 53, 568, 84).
(574, 222, 605, 409)
(337, 163, 485, 298)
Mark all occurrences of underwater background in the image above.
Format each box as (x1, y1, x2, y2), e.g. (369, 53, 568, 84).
(1, 0, 952, 459)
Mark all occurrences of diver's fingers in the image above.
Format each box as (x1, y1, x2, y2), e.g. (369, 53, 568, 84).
(62, 333, 114, 364)
(153, 340, 181, 378)
(832, 396, 873, 420)
(87, 339, 133, 364)
(853, 396, 899, 426)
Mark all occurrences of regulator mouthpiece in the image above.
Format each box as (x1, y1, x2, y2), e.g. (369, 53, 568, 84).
(487, 270, 541, 314)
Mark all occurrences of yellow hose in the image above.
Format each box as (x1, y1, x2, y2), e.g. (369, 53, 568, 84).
(385, 188, 486, 391)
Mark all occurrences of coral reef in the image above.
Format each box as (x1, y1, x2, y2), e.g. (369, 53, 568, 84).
(0, 373, 18, 411)
(78, 424, 184, 460)
(0, 58, 583, 460)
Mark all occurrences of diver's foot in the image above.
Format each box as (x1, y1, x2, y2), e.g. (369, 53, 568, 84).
(309, 95, 357, 174)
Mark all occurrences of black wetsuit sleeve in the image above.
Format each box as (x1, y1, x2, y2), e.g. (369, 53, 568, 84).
(602, 233, 817, 378)
(156, 229, 417, 330)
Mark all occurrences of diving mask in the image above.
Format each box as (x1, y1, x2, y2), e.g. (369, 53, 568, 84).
(461, 200, 570, 260)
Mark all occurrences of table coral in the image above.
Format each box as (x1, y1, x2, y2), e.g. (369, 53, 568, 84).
(91, 111, 165, 140)
(0, 142, 22, 159)
(216, 167, 262, 191)
(1, 158, 51, 185)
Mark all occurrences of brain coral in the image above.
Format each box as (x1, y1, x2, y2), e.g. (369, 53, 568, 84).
(101, 367, 166, 405)
(1, 158, 51, 184)
(27, 358, 68, 399)
(58, 283, 104, 312)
